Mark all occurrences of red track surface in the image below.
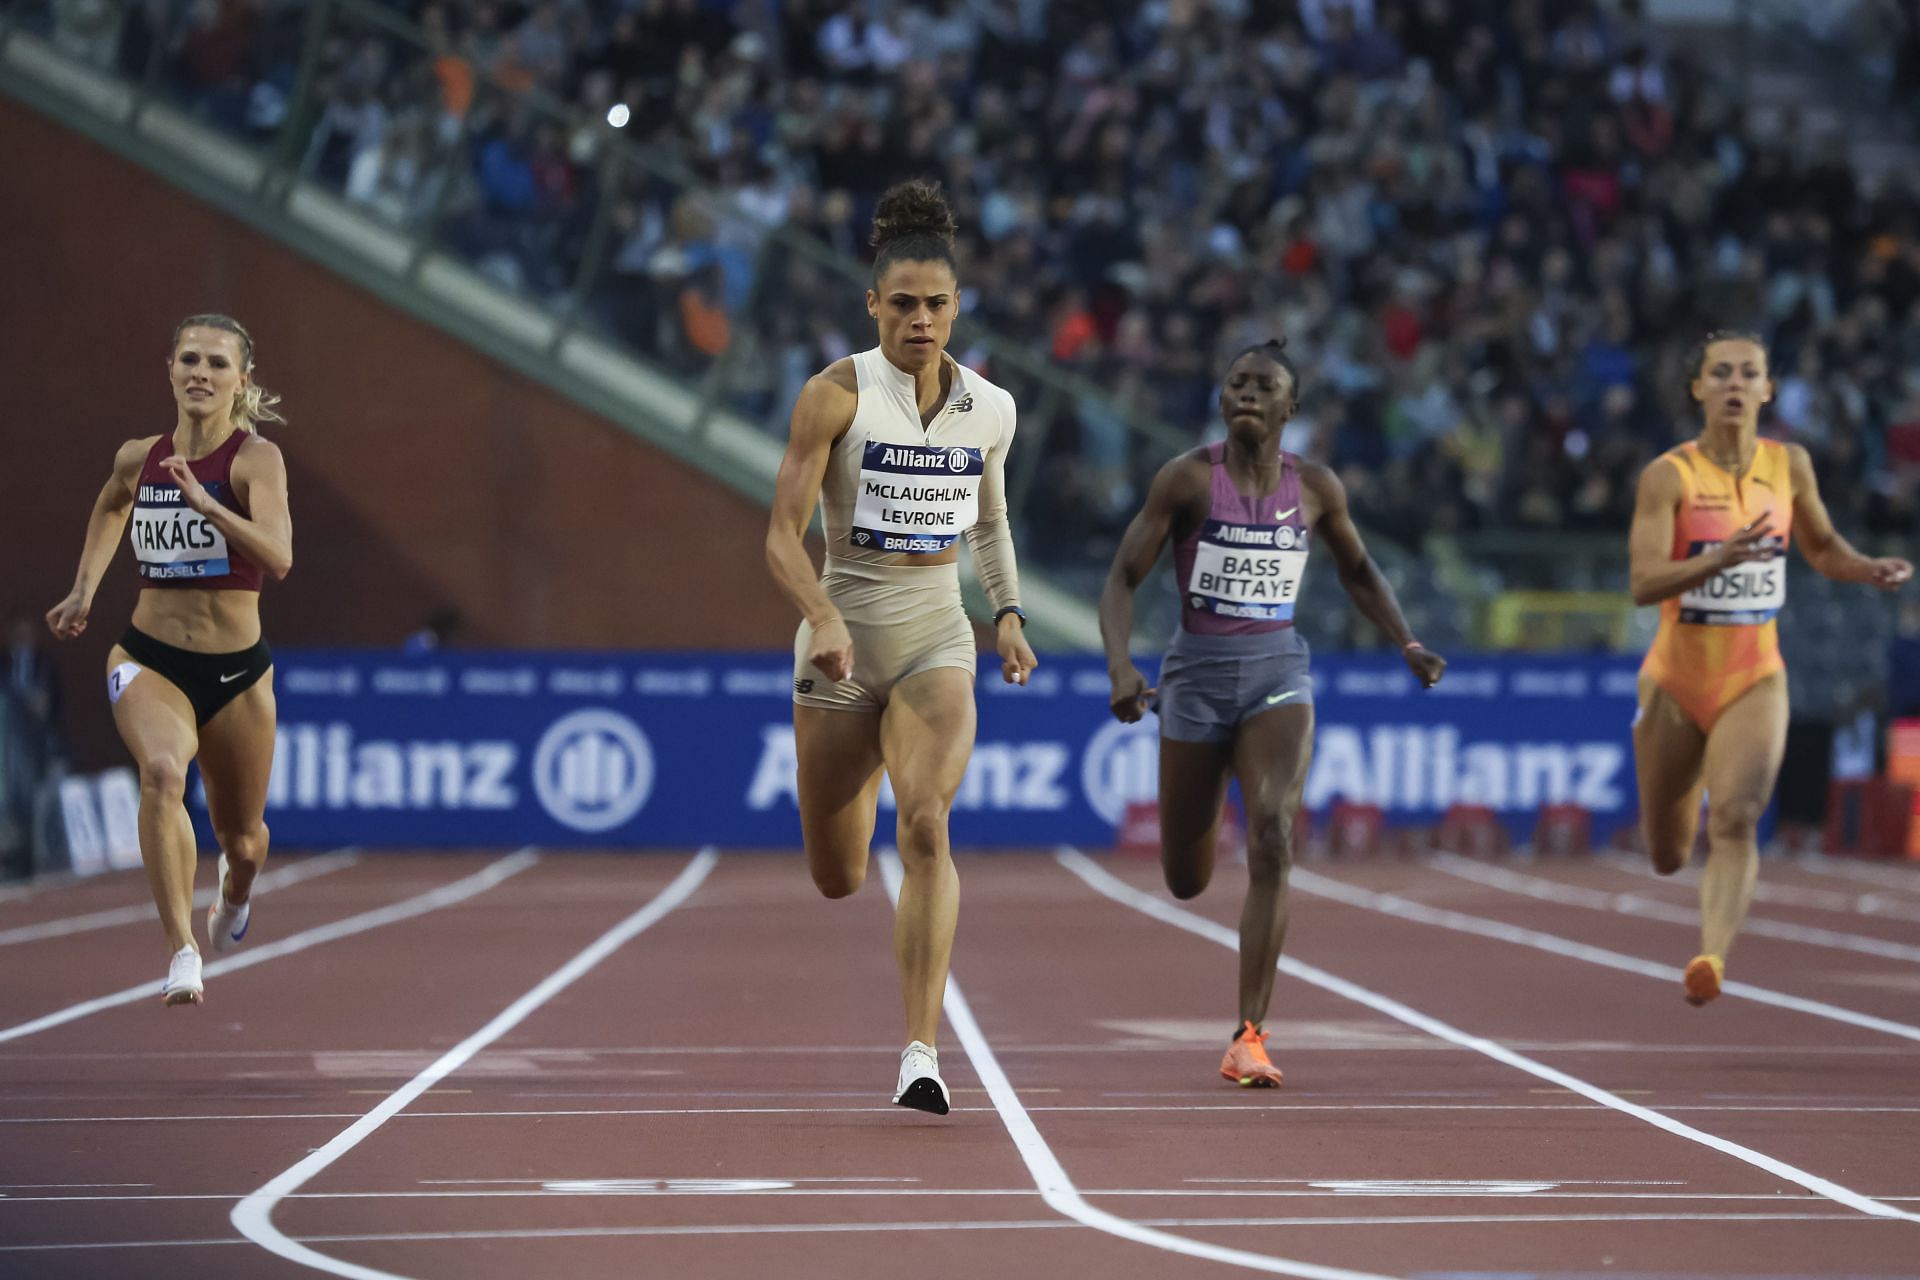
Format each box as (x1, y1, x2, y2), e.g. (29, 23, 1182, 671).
(2, 846, 1918, 1279)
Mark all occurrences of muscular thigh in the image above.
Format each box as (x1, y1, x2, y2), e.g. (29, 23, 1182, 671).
(106, 644, 199, 772)
(1159, 736, 1233, 886)
(1635, 676, 1707, 826)
(880, 666, 976, 810)
(795, 704, 886, 863)
(197, 670, 278, 834)
(1233, 703, 1314, 828)
(1702, 673, 1788, 818)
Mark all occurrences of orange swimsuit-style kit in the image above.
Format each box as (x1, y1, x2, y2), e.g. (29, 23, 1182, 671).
(1639, 439, 1794, 731)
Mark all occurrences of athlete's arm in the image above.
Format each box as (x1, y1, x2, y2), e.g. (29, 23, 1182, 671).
(767, 364, 858, 681)
(1099, 455, 1204, 720)
(46, 437, 151, 640)
(173, 435, 293, 580)
(1302, 462, 1446, 688)
(1627, 457, 1774, 605)
(963, 402, 1037, 685)
(1786, 443, 1912, 590)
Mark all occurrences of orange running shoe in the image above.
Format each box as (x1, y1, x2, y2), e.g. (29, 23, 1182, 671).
(1683, 954, 1724, 1007)
(1220, 1021, 1283, 1088)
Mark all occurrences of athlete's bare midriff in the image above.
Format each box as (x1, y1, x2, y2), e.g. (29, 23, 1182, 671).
(129, 588, 262, 653)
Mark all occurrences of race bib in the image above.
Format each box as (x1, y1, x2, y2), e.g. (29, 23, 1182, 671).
(1186, 521, 1308, 621)
(849, 442, 983, 555)
(1678, 539, 1786, 625)
(131, 486, 230, 580)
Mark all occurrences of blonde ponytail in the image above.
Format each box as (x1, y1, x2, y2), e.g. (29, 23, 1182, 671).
(170, 312, 287, 433)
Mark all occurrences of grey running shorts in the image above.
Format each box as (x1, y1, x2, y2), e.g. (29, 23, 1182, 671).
(1157, 627, 1313, 744)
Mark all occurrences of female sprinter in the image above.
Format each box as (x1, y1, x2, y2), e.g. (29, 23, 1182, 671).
(46, 315, 293, 1006)
(1630, 330, 1909, 1005)
(1101, 339, 1446, 1087)
(765, 181, 1036, 1114)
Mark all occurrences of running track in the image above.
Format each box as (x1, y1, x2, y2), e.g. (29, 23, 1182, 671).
(2, 846, 1918, 1279)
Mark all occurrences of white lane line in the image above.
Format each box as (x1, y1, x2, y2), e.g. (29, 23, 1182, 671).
(15, 1102, 1920, 1126)
(0, 1211, 1878, 1253)
(0, 851, 361, 946)
(1597, 853, 1920, 924)
(876, 849, 1394, 1280)
(1285, 865, 1920, 1045)
(0, 872, 88, 904)
(1792, 855, 1920, 895)
(229, 849, 718, 1280)
(23, 1188, 1920, 1205)
(1056, 849, 1920, 1227)
(0, 851, 539, 1046)
(1430, 853, 1920, 965)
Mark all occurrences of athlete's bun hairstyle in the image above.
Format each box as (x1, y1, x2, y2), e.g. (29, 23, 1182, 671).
(1228, 337, 1303, 406)
(871, 180, 958, 283)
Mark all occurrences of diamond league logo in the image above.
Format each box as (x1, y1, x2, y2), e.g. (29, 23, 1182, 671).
(533, 708, 655, 833)
(1080, 717, 1161, 826)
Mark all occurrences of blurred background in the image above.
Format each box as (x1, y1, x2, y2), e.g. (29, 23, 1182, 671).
(2, 0, 1918, 870)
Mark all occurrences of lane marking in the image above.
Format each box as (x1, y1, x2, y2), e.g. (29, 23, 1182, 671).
(14, 1188, 1920, 1205)
(14, 1102, 1920, 1127)
(229, 849, 718, 1280)
(1792, 855, 1920, 895)
(0, 873, 88, 905)
(0, 851, 360, 947)
(0, 851, 539, 1046)
(1597, 853, 1920, 924)
(1284, 865, 1920, 1044)
(0, 1211, 1879, 1253)
(1431, 853, 1920, 964)
(1056, 849, 1920, 1225)
(876, 849, 1394, 1280)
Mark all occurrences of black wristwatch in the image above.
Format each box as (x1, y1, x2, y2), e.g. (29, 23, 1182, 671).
(994, 605, 1027, 627)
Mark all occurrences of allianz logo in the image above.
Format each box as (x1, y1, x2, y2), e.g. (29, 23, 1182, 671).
(746, 727, 1071, 812)
(262, 710, 656, 834)
(1080, 722, 1625, 824)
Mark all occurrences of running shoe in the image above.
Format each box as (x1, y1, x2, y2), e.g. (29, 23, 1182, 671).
(162, 946, 204, 1006)
(206, 854, 250, 954)
(892, 1040, 950, 1115)
(1220, 1021, 1284, 1087)
(1683, 954, 1724, 1007)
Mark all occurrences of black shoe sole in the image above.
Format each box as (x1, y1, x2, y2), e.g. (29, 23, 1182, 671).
(894, 1077, 950, 1116)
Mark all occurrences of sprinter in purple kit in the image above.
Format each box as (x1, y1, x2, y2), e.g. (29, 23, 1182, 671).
(1099, 339, 1446, 1088)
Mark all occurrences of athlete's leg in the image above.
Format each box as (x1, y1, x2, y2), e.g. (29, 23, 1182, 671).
(1158, 738, 1234, 899)
(1634, 677, 1708, 875)
(879, 667, 975, 1048)
(794, 705, 885, 898)
(107, 647, 201, 956)
(196, 671, 277, 905)
(1698, 673, 1789, 961)
(1230, 703, 1314, 1028)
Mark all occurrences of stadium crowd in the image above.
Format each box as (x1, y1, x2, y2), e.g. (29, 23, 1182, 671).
(52, 0, 1920, 556)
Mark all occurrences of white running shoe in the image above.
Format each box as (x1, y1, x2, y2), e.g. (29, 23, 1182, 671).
(206, 854, 250, 954)
(162, 946, 204, 1006)
(892, 1040, 950, 1115)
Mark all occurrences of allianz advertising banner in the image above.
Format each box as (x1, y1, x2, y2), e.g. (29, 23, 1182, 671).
(191, 651, 1642, 848)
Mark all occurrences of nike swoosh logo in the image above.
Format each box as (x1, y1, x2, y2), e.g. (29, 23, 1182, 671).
(1274, 507, 1297, 521)
(219, 671, 246, 683)
(1265, 690, 1301, 704)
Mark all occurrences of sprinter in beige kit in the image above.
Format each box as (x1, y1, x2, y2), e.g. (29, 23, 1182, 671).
(765, 181, 1036, 1114)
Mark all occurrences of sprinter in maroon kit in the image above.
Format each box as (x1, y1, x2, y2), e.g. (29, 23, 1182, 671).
(47, 315, 293, 1006)
(1099, 339, 1446, 1087)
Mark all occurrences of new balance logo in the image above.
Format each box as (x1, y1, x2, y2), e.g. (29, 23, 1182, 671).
(794, 678, 815, 695)
(945, 395, 974, 414)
